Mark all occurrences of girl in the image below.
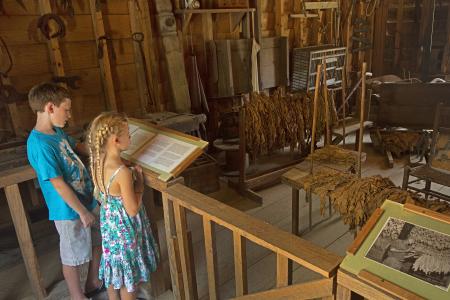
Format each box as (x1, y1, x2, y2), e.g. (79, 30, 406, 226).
(87, 112, 159, 300)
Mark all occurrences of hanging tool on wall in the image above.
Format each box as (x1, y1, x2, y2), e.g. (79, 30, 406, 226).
(96, 35, 116, 61)
(52, 75, 81, 89)
(131, 31, 155, 112)
(58, 0, 75, 17)
(37, 13, 66, 39)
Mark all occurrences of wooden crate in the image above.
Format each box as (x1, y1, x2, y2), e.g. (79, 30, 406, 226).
(217, 0, 249, 8)
(181, 153, 220, 194)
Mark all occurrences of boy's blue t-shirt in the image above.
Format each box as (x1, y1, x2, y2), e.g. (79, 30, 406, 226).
(27, 127, 96, 220)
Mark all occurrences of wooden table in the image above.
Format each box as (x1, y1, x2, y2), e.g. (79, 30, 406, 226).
(0, 165, 182, 299)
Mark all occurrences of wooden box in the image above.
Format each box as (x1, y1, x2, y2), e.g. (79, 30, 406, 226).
(181, 153, 220, 194)
(217, 0, 249, 8)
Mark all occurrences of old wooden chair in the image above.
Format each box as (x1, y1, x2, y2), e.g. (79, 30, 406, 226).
(402, 103, 450, 202)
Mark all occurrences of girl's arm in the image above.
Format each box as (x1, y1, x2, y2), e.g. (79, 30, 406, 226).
(116, 167, 143, 217)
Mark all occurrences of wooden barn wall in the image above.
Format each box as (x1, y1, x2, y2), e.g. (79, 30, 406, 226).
(1, 0, 450, 137)
(0, 0, 167, 134)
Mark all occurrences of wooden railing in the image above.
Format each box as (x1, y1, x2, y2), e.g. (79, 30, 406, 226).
(162, 183, 343, 300)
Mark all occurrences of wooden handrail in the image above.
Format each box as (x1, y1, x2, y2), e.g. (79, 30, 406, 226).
(0, 165, 36, 189)
(232, 278, 334, 300)
(162, 183, 342, 299)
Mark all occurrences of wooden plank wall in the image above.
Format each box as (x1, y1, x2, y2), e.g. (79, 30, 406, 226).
(0, 0, 161, 131)
(1, 0, 450, 135)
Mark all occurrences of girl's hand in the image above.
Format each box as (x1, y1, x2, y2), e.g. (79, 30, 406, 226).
(134, 165, 144, 192)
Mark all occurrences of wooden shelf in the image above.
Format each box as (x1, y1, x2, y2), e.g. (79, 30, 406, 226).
(174, 8, 255, 14)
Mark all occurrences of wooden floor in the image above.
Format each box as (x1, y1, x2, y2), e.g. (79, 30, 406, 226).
(0, 137, 448, 300)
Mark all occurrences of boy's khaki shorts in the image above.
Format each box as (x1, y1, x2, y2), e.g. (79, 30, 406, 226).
(54, 205, 101, 266)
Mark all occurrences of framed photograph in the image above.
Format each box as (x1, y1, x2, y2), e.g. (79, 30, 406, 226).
(340, 200, 450, 300)
(365, 217, 450, 291)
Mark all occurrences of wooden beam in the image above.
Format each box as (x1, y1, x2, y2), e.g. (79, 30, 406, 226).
(5, 184, 46, 299)
(89, 0, 118, 111)
(417, 0, 435, 79)
(304, 2, 338, 10)
(137, 0, 163, 112)
(128, 0, 150, 115)
(394, 0, 404, 67)
(372, 0, 388, 76)
(233, 231, 248, 296)
(0, 165, 36, 189)
(441, 3, 450, 73)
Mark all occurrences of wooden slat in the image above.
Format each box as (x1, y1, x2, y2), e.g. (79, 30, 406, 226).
(304, 2, 338, 10)
(5, 184, 46, 299)
(276, 253, 288, 288)
(161, 193, 183, 300)
(347, 208, 384, 255)
(233, 231, 248, 297)
(89, 0, 118, 111)
(338, 269, 397, 300)
(441, 3, 450, 73)
(358, 270, 425, 300)
(394, 0, 404, 67)
(202, 216, 218, 300)
(165, 184, 343, 278)
(0, 166, 36, 189)
(173, 203, 196, 300)
(404, 202, 450, 225)
(232, 278, 334, 300)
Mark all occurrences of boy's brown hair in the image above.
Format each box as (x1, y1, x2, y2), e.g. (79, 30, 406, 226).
(28, 82, 70, 113)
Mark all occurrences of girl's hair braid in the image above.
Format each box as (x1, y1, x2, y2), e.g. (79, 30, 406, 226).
(87, 112, 127, 195)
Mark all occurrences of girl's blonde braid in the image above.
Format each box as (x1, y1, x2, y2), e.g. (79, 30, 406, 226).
(87, 112, 127, 196)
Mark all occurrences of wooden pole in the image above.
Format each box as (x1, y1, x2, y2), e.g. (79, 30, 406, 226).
(357, 62, 367, 178)
(341, 64, 347, 145)
(239, 106, 246, 184)
(310, 64, 322, 174)
(322, 59, 331, 145)
(89, 0, 118, 111)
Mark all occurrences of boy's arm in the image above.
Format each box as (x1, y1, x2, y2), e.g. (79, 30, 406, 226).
(50, 177, 95, 227)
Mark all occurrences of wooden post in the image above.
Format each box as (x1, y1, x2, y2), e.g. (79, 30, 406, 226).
(275, 0, 285, 36)
(394, 0, 404, 68)
(341, 64, 347, 145)
(310, 64, 322, 174)
(5, 184, 46, 299)
(233, 231, 248, 296)
(162, 194, 184, 300)
(137, 0, 162, 112)
(276, 253, 289, 288)
(38, 0, 75, 126)
(173, 203, 196, 300)
(417, 0, 435, 79)
(89, 0, 118, 111)
(322, 59, 331, 145)
(372, 1, 388, 76)
(239, 107, 246, 185)
(441, 3, 450, 73)
(357, 62, 367, 178)
(202, 216, 218, 300)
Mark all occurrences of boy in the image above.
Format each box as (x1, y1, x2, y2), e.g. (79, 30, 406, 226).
(26, 83, 103, 300)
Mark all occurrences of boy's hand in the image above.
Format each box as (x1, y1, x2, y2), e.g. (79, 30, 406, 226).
(80, 210, 95, 227)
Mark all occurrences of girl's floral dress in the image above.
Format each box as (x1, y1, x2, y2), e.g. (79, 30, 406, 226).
(98, 165, 159, 292)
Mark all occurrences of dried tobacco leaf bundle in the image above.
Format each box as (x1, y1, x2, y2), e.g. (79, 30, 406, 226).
(306, 145, 359, 167)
